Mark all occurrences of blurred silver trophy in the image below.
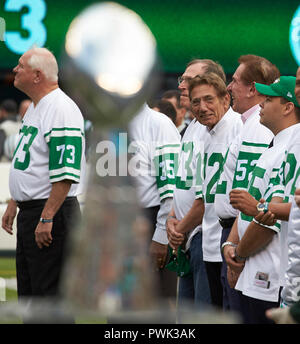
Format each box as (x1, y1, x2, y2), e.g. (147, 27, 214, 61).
(60, 1, 159, 318)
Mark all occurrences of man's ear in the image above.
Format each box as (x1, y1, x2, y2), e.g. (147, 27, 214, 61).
(224, 92, 231, 108)
(283, 101, 295, 117)
(33, 70, 41, 84)
(248, 81, 257, 98)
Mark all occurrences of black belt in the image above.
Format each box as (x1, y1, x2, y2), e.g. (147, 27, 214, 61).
(16, 196, 77, 210)
(219, 217, 236, 229)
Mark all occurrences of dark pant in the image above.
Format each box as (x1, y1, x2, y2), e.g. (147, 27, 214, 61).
(16, 197, 80, 298)
(204, 261, 223, 308)
(237, 291, 281, 324)
(220, 225, 243, 314)
(178, 232, 211, 307)
(143, 206, 177, 299)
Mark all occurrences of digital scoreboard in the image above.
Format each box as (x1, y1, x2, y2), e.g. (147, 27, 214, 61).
(0, 0, 299, 75)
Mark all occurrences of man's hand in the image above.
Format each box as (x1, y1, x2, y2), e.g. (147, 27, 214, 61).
(229, 189, 258, 216)
(166, 216, 184, 250)
(266, 307, 297, 324)
(2, 199, 17, 235)
(223, 244, 245, 274)
(35, 222, 53, 249)
(227, 266, 241, 288)
(295, 188, 300, 209)
(34, 180, 72, 249)
(150, 241, 168, 269)
(254, 210, 276, 226)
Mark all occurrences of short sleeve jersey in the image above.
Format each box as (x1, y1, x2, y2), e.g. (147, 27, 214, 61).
(281, 197, 300, 306)
(128, 104, 181, 208)
(270, 123, 300, 288)
(215, 105, 273, 219)
(235, 125, 297, 302)
(9, 88, 85, 201)
(202, 107, 242, 262)
(271, 123, 300, 201)
(172, 118, 206, 249)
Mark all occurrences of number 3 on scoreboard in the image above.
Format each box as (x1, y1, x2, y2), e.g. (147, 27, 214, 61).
(4, 0, 47, 54)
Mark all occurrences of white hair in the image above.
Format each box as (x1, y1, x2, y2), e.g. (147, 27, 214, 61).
(27, 47, 58, 83)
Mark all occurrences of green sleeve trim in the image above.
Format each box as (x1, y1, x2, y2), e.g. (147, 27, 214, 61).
(160, 190, 174, 198)
(50, 172, 80, 182)
(44, 127, 84, 138)
(241, 141, 269, 148)
(156, 144, 180, 150)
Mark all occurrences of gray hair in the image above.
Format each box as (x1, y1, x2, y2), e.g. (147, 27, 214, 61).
(186, 59, 226, 83)
(27, 47, 58, 83)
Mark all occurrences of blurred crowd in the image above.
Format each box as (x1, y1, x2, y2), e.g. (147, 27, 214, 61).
(0, 97, 93, 163)
(0, 98, 30, 162)
(0, 87, 192, 164)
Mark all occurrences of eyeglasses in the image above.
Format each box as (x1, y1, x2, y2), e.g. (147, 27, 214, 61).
(177, 76, 192, 85)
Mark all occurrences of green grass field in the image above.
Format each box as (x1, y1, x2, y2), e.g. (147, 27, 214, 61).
(0, 257, 16, 274)
(0, 257, 17, 299)
(0, 257, 21, 324)
(0, 256, 106, 324)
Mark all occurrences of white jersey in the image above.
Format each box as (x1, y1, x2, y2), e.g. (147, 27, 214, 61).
(270, 123, 300, 295)
(281, 197, 300, 306)
(129, 104, 181, 207)
(129, 104, 181, 243)
(202, 107, 242, 262)
(9, 88, 85, 202)
(172, 118, 205, 250)
(235, 125, 297, 302)
(215, 105, 273, 219)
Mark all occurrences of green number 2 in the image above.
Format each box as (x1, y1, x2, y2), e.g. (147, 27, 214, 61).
(205, 152, 224, 203)
(286, 153, 300, 196)
(14, 125, 38, 171)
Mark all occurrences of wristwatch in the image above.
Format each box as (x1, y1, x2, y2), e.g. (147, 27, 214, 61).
(234, 247, 247, 262)
(256, 202, 268, 214)
(40, 218, 53, 224)
(166, 215, 176, 223)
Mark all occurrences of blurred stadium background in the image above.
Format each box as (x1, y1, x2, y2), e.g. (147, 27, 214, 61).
(0, 0, 300, 104)
(0, 0, 300, 310)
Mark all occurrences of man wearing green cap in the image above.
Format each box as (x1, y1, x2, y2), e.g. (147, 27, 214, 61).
(228, 76, 300, 323)
(256, 67, 300, 324)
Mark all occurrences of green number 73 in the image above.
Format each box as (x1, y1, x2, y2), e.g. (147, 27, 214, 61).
(14, 125, 38, 171)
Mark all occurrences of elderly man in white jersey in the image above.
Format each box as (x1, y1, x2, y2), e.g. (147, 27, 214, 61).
(168, 70, 242, 309)
(215, 55, 280, 313)
(227, 76, 300, 324)
(1, 48, 85, 304)
(166, 59, 230, 309)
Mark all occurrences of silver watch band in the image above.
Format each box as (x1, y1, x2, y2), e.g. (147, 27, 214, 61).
(40, 217, 53, 224)
(221, 241, 237, 255)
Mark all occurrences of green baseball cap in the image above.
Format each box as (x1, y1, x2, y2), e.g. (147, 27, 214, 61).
(255, 76, 300, 108)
